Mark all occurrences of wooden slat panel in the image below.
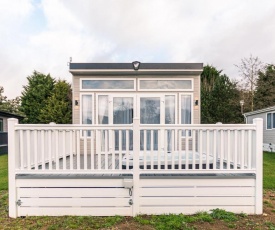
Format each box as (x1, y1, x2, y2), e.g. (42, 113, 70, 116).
(16, 179, 126, 187)
(18, 188, 130, 198)
(140, 196, 254, 206)
(18, 207, 132, 217)
(140, 179, 255, 187)
(141, 186, 255, 197)
(139, 206, 255, 215)
(20, 197, 130, 207)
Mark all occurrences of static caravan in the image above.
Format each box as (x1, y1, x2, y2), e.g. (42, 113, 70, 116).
(244, 106, 275, 152)
(8, 62, 263, 218)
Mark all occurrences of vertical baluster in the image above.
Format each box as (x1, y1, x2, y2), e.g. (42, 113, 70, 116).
(97, 130, 101, 170)
(34, 130, 38, 170)
(248, 130, 252, 169)
(48, 130, 52, 170)
(105, 130, 108, 170)
(158, 129, 161, 170)
(76, 130, 80, 170)
(234, 130, 238, 169)
(199, 130, 203, 169)
(178, 130, 182, 170)
(112, 130, 115, 170)
(213, 130, 217, 170)
(62, 131, 66, 170)
(41, 130, 45, 170)
(206, 130, 209, 170)
(26, 130, 31, 170)
(19, 130, 24, 170)
(185, 130, 189, 170)
(220, 130, 224, 170)
(69, 131, 73, 170)
(241, 130, 245, 169)
(150, 130, 154, 170)
(164, 130, 167, 170)
(55, 130, 59, 170)
(144, 130, 147, 170)
(72, 130, 76, 155)
(84, 130, 87, 170)
(91, 131, 94, 170)
(126, 130, 129, 170)
(119, 130, 122, 170)
(192, 130, 196, 170)
(171, 130, 175, 170)
(227, 130, 231, 169)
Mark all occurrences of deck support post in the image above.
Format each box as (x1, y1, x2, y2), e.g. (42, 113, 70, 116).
(254, 118, 263, 214)
(8, 118, 18, 218)
(132, 117, 140, 216)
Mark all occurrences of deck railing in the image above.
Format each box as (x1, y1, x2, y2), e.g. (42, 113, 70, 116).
(8, 118, 263, 175)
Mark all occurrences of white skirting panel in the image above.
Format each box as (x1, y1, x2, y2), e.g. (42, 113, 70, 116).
(16, 179, 132, 217)
(139, 178, 256, 215)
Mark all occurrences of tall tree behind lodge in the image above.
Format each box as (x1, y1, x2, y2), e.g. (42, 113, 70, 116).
(254, 64, 275, 110)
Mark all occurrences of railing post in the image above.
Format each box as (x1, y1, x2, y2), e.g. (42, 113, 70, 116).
(253, 118, 263, 214)
(132, 117, 140, 216)
(8, 118, 18, 218)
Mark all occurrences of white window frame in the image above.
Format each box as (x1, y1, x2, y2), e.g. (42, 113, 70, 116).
(266, 112, 275, 130)
(80, 92, 94, 126)
(179, 93, 193, 138)
(96, 93, 137, 124)
(80, 78, 136, 91)
(137, 93, 177, 125)
(138, 78, 194, 91)
(179, 93, 194, 124)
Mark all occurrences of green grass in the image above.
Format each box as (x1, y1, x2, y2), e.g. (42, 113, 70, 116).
(0, 153, 8, 190)
(263, 152, 275, 189)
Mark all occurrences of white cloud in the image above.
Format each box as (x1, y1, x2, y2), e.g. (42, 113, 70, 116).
(0, 0, 275, 98)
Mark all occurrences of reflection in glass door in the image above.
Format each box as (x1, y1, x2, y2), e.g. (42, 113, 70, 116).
(113, 97, 133, 151)
(140, 97, 160, 151)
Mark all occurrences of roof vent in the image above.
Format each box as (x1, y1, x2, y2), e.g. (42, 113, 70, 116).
(132, 61, 140, 70)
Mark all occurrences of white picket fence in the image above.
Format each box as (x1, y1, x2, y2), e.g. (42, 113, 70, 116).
(8, 118, 263, 217)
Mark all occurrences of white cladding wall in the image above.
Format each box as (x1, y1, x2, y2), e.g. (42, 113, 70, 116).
(72, 75, 201, 125)
(0, 116, 8, 132)
(246, 111, 275, 148)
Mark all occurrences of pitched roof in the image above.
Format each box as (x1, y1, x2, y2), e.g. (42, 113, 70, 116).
(244, 105, 275, 116)
(0, 110, 24, 120)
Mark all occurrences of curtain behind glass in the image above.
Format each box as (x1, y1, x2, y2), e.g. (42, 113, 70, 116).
(113, 97, 133, 151)
(165, 96, 175, 151)
(98, 96, 108, 124)
(140, 98, 160, 151)
(82, 95, 92, 124)
(181, 95, 191, 124)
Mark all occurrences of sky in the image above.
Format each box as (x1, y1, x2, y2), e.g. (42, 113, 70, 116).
(0, 0, 275, 99)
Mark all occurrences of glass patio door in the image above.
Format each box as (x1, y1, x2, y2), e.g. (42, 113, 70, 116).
(113, 97, 134, 151)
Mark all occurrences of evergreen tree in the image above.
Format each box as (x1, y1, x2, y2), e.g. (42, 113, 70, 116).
(201, 65, 243, 124)
(254, 64, 275, 110)
(21, 71, 55, 123)
(39, 80, 72, 124)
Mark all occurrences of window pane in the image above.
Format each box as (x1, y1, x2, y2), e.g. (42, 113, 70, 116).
(165, 96, 175, 124)
(113, 98, 133, 124)
(140, 80, 192, 90)
(82, 95, 92, 124)
(140, 98, 160, 124)
(273, 113, 275, 128)
(82, 80, 134, 89)
(98, 96, 108, 124)
(0, 118, 3, 131)
(181, 95, 191, 124)
(267, 113, 272, 129)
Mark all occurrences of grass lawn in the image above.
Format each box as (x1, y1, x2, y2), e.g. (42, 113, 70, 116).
(0, 153, 8, 190)
(263, 151, 275, 189)
(0, 152, 274, 229)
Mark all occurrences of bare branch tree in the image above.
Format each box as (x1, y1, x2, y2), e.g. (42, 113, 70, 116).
(235, 55, 264, 111)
